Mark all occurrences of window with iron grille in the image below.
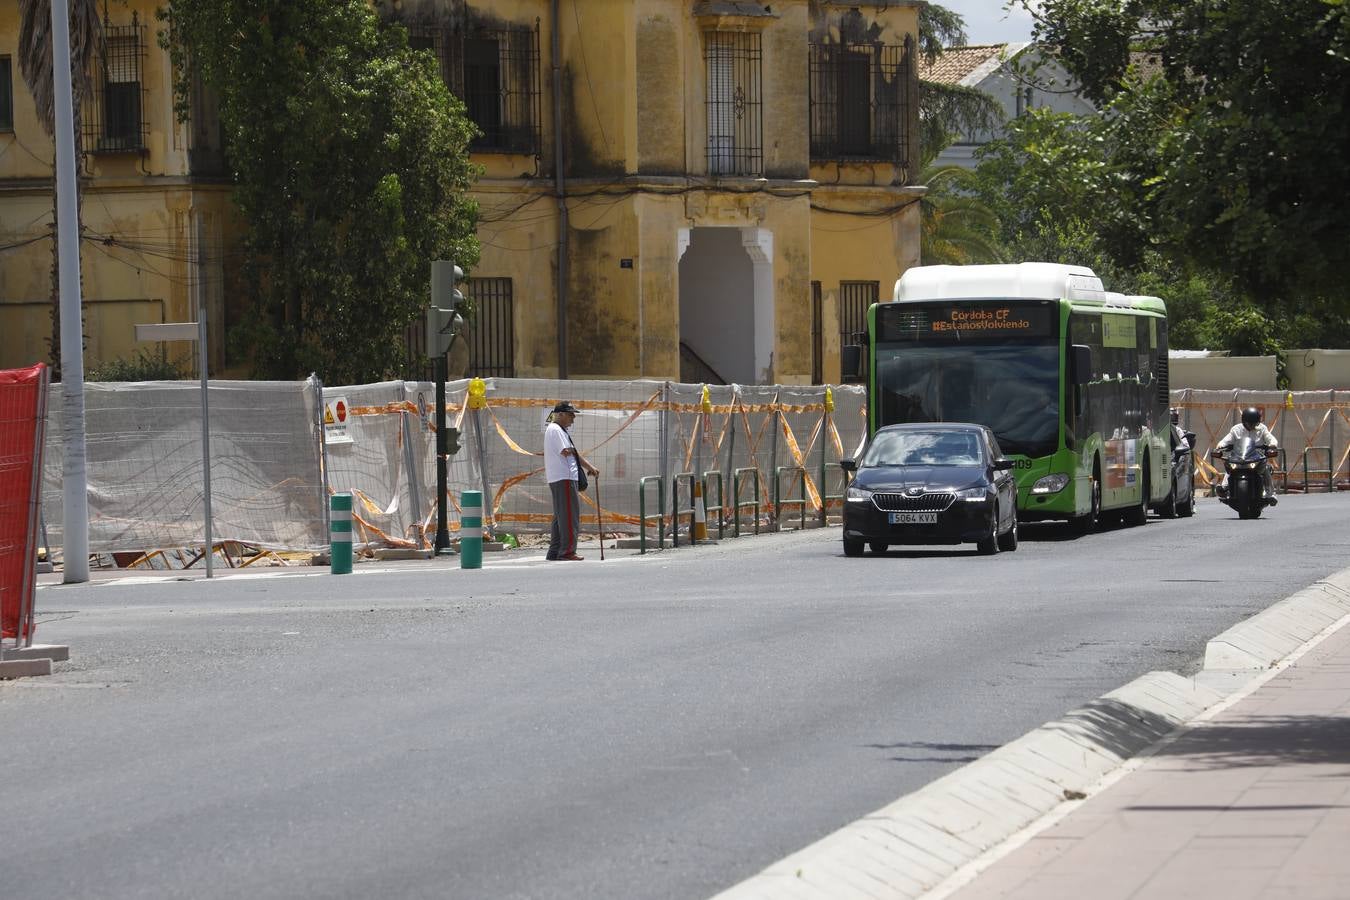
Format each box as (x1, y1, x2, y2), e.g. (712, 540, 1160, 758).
(412, 21, 541, 155)
(467, 278, 515, 378)
(839, 281, 878, 347)
(84, 14, 146, 155)
(811, 281, 823, 385)
(809, 37, 911, 163)
(0, 57, 13, 132)
(704, 31, 762, 176)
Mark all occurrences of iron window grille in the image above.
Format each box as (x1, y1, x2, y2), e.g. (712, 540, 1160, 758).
(0, 57, 13, 132)
(84, 12, 147, 157)
(411, 20, 542, 155)
(704, 31, 763, 176)
(809, 36, 912, 164)
(839, 281, 878, 347)
(467, 278, 515, 378)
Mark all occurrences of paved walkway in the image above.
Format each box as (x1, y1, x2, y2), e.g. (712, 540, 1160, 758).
(942, 618, 1350, 900)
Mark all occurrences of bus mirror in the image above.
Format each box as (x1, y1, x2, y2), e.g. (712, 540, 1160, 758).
(841, 345, 864, 383)
(1070, 345, 1092, 386)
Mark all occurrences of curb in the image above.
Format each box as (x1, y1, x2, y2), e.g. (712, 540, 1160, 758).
(711, 564, 1350, 900)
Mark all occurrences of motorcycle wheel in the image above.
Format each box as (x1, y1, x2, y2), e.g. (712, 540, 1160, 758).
(1234, 479, 1256, 519)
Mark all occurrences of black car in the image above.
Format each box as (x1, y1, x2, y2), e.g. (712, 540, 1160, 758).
(840, 423, 1019, 557)
(1154, 429, 1197, 518)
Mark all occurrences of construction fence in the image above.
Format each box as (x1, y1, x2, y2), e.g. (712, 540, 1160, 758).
(1170, 389, 1350, 492)
(40, 378, 868, 560)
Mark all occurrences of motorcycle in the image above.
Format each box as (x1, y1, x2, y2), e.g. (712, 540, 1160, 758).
(1212, 435, 1278, 519)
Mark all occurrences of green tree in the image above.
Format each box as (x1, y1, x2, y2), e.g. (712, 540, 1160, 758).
(159, 0, 480, 383)
(1022, 0, 1350, 302)
(917, 4, 1003, 155)
(919, 154, 1004, 265)
(16, 0, 102, 378)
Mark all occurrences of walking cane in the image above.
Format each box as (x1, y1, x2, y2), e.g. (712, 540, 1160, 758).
(596, 474, 605, 561)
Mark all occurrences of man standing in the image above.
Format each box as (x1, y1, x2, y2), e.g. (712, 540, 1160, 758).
(544, 401, 599, 561)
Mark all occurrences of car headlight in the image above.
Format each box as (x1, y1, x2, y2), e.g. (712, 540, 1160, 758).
(955, 486, 989, 502)
(1031, 473, 1070, 495)
(846, 485, 873, 502)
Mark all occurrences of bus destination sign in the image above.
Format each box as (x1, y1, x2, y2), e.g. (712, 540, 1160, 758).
(879, 303, 1055, 342)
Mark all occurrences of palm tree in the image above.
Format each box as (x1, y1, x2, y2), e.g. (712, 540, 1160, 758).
(919, 150, 1006, 265)
(17, 0, 102, 378)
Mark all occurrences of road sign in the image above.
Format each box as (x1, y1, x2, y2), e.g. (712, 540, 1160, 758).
(324, 396, 353, 445)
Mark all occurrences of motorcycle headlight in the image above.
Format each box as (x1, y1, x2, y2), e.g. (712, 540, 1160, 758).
(955, 486, 989, 502)
(1031, 473, 1070, 495)
(846, 485, 873, 502)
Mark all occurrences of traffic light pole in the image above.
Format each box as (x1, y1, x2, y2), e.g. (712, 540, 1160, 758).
(434, 356, 451, 554)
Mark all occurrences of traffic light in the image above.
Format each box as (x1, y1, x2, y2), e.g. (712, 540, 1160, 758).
(426, 260, 466, 358)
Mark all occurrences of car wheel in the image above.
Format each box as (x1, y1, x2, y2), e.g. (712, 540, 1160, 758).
(1178, 471, 1195, 517)
(869, 541, 888, 555)
(843, 537, 864, 557)
(997, 506, 1019, 552)
(1159, 475, 1179, 518)
(977, 507, 1000, 555)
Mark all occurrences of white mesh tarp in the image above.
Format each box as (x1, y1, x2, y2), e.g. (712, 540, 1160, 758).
(43, 379, 327, 554)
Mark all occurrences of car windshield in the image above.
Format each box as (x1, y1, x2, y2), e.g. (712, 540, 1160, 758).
(862, 431, 983, 467)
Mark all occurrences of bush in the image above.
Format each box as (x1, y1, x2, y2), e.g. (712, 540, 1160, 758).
(86, 350, 191, 382)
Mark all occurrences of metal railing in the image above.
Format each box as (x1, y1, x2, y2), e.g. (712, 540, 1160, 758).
(671, 472, 697, 548)
(774, 465, 807, 532)
(638, 475, 665, 554)
(733, 467, 761, 537)
(1302, 447, 1333, 493)
(703, 470, 726, 540)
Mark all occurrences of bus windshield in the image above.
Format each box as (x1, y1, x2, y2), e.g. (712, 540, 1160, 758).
(875, 340, 1059, 457)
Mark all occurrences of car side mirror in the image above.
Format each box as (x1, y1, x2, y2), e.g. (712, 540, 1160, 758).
(993, 458, 1016, 471)
(839, 458, 857, 474)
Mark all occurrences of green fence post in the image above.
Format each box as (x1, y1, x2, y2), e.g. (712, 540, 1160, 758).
(461, 490, 482, 569)
(330, 493, 352, 575)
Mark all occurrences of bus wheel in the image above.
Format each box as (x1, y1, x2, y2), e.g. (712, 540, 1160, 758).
(1070, 471, 1101, 535)
(1124, 464, 1149, 527)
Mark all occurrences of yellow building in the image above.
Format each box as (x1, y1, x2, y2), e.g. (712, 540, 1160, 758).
(399, 0, 922, 385)
(0, 1, 234, 374)
(2, 0, 921, 385)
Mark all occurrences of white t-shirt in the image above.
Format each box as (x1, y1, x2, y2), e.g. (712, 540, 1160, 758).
(1217, 423, 1277, 450)
(544, 421, 578, 484)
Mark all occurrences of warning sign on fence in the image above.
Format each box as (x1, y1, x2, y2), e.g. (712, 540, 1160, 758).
(324, 396, 353, 445)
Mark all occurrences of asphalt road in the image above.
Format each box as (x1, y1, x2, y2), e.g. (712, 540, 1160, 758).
(3, 493, 1348, 900)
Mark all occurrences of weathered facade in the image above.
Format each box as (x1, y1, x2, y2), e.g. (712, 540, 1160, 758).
(397, 0, 923, 384)
(0, 0, 235, 374)
(1, 0, 922, 385)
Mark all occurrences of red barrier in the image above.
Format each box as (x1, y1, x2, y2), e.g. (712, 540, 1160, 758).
(0, 364, 49, 645)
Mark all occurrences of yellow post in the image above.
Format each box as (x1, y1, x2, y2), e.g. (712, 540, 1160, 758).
(694, 385, 713, 542)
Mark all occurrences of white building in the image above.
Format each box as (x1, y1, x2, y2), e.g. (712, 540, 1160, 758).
(920, 43, 1097, 170)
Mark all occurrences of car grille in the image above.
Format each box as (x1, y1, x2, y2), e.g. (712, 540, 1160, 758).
(871, 492, 955, 512)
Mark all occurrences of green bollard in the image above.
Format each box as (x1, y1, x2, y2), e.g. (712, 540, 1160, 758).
(460, 490, 482, 570)
(330, 493, 353, 575)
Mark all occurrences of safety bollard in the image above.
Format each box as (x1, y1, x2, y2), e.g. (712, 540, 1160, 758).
(460, 490, 483, 569)
(330, 493, 353, 575)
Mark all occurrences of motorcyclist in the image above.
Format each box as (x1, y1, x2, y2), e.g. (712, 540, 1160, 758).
(1212, 407, 1278, 505)
(1168, 408, 1190, 453)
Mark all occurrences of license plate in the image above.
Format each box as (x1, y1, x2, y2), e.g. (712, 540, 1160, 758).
(889, 512, 937, 524)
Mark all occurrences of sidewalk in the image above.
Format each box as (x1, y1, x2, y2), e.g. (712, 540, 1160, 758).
(940, 616, 1350, 900)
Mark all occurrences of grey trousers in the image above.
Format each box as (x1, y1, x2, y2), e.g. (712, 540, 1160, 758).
(548, 479, 580, 559)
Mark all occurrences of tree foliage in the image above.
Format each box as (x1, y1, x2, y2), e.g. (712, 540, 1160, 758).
(918, 5, 1003, 156)
(1020, 0, 1350, 302)
(160, 0, 480, 383)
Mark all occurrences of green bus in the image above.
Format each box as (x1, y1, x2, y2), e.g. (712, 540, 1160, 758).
(849, 263, 1172, 532)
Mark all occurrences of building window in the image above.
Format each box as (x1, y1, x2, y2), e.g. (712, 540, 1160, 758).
(418, 20, 541, 155)
(809, 36, 912, 164)
(1015, 86, 1034, 118)
(811, 281, 823, 385)
(0, 57, 13, 132)
(839, 281, 878, 347)
(704, 31, 762, 176)
(467, 278, 515, 378)
(84, 15, 146, 155)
